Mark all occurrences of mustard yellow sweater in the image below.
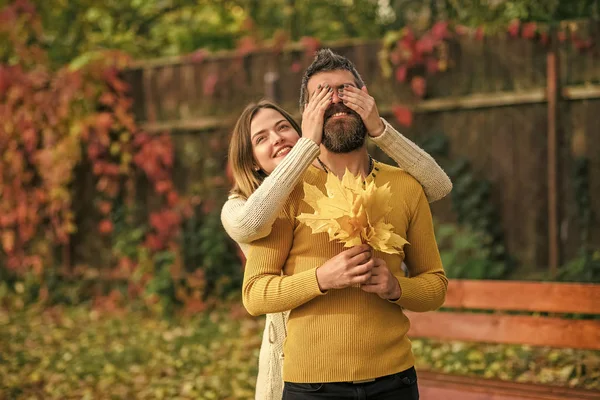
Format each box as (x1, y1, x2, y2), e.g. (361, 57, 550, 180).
(242, 162, 448, 383)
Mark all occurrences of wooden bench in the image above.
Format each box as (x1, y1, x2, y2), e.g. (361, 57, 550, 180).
(405, 279, 600, 400)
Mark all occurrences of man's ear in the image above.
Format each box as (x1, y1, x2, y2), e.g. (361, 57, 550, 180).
(361, 85, 369, 94)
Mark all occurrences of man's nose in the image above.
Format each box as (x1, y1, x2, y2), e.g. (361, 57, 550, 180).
(331, 89, 343, 104)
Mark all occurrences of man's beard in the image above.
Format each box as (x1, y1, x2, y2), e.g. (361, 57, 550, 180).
(322, 104, 367, 153)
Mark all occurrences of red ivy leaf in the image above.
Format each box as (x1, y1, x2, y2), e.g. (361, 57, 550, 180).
(98, 201, 112, 215)
(155, 180, 172, 194)
(475, 27, 485, 41)
(508, 20, 520, 38)
(290, 61, 302, 73)
(95, 113, 113, 130)
(145, 233, 163, 252)
(402, 27, 415, 43)
(389, 49, 403, 65)
(411, 76, 427, 98)
(237, 36, 257, 57)
(521, 22, 537, 39)
(392, 105, 413, 127)
(167, 191, 179, 207)
(431, 21, 449, 40)
(188, 48, 207, 63)
(415, 34, 436, 55)
(558, 31, 567, 42)
(395, 66, 407, 82)
(300, 36, 321, 55)
(98, 219, 113, 234)
(426, 58, 439, 75)
(99, 92, 116, 107)
(203, 73, 218, 96)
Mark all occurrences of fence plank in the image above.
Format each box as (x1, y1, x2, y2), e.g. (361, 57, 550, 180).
(406, 311, 600, 350)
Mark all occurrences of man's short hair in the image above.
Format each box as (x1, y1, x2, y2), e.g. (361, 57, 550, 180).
(299, 49, 365, 113)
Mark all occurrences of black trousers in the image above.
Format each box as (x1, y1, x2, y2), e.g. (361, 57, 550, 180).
(282, 367, 419, 400)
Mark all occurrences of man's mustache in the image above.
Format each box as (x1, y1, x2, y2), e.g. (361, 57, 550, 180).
(324, 103, 360, 121)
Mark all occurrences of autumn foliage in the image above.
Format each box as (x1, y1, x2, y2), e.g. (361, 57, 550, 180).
(0, 1, 185, 281)
(383, 20, 595, 127)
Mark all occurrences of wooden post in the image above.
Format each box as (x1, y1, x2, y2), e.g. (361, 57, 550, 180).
(546, 31, 560, 278)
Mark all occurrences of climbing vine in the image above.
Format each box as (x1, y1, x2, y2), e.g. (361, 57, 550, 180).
(0, 1, 187, 301)
(385, 20, 596, 126)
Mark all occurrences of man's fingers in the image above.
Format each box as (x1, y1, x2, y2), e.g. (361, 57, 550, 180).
(349, 249, 372, 265)
(307, 85, 331, 112)
(350, 259, 375, 276)
(361, 85, 369, 94)
(351, 271, 372, 284)
(360, 284, 379, 292)
(343, 244, 371, 258)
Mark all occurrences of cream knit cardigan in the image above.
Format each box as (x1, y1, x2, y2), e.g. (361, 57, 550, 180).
(221, 118, 452, 399)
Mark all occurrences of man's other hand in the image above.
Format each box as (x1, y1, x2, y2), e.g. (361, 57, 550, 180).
(360, 258, 402, 300)
(316, 244, 374, 291)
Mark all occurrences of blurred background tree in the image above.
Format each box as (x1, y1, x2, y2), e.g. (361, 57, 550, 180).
(2, 0, 598, 67)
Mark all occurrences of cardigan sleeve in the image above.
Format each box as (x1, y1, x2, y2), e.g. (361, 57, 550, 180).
(220, 137, 319, 244)
(370, 118, 452, 203)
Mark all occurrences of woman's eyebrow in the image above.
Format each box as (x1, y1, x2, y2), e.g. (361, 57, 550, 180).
(251, 119, 287, 140)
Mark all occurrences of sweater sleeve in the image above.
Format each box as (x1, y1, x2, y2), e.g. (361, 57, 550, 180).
(391, 188, 448, 312)
(221, 137, 320, 244)
(242, 214, 326, 316)
(370, 118, 453, 203)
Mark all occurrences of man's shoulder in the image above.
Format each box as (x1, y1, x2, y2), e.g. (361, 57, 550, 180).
(376, 161, 422, 189)
(284, 166, 321, 213)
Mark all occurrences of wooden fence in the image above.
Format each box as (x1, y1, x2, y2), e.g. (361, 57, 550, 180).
(122, 21, 600, 272)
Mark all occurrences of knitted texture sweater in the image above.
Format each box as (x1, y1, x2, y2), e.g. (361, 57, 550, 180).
(242, 162, 448, 383)
(221, 118, 452, 245)
(220, 119, 451, 398)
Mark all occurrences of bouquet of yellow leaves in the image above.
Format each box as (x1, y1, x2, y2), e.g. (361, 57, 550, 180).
(297, 169, 408, 254)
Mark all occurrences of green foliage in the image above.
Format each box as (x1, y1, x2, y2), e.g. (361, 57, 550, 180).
(557, 249, 600, 283)
(4, 0, 598, 68)
(0, 304, 598, 399)
(0, 304, 262, 399)
(391, 0, 599, 32)
(412, 338, 599, 388)
(556, 156, 600, 283)
(182, 206, 243, 301)
(435, 222, 507, 279)
(419, 132, 513, 278)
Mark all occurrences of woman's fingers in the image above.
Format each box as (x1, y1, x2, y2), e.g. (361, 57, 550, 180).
(308, 85, 330, 109)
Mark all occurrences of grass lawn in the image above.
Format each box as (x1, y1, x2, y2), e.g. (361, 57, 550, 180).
(1, 304, 598, 399)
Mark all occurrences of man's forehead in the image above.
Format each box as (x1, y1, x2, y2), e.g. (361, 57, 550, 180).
(307, 70, 356, 89)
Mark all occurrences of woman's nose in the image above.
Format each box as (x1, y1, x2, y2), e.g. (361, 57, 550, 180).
(271, 132, 283, 145)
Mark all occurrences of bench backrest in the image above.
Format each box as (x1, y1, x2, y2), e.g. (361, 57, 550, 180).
(405, 279, 600, 350)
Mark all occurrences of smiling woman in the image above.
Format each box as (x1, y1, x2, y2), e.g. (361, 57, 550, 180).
(250, 108, 300, 174)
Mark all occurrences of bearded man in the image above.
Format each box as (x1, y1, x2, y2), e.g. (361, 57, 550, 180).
(242, 49, 447, 400)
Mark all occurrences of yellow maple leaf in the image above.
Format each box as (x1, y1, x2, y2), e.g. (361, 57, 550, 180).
(297, 169, 409, 254)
